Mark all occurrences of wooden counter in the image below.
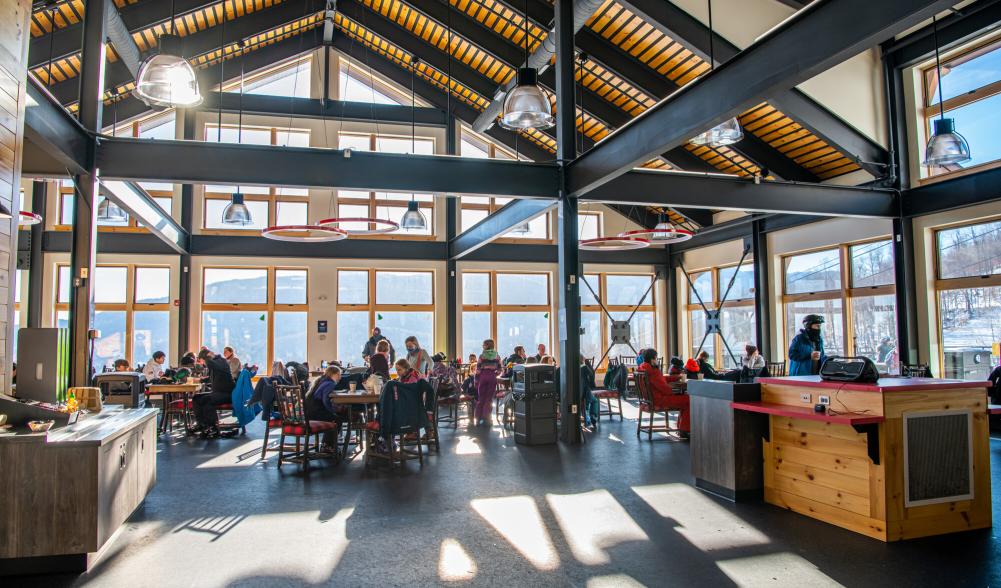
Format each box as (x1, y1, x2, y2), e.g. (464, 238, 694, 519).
(0, 407, 158, 574)
(733, 376, 991, 541)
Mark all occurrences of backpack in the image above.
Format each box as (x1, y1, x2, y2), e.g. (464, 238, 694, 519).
(603, 363, 627, 394)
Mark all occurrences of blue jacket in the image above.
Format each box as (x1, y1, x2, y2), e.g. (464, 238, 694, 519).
(788, 329, 826, 376)
(312, 378, 339, 414)
(231, 369, 261, 426)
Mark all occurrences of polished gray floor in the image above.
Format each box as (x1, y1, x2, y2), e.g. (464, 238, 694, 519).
(20, 402, 1001, 587)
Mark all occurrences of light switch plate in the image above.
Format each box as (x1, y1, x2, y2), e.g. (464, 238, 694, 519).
(800, 392, 811, 403)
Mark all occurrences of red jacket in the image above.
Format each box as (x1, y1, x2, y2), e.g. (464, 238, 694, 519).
(638, 362, 680, 408)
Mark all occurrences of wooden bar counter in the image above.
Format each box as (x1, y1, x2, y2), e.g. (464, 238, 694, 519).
(733, 376, 992, 541)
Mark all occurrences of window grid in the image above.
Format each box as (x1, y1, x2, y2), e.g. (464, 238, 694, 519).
(57, 186, 173, 232)
(581, 272, 656, 369)
(461, 271, 552, 357)
(685, 262, 755, 369)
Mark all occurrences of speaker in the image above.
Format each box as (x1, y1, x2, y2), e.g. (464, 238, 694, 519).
(819, 356, 879, 383)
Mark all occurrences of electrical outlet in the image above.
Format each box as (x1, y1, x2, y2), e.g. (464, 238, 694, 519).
(819, 395, 831, 405)
(800, 392, 811, 403)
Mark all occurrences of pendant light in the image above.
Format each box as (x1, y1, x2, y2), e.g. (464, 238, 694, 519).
(618, 213, 695, 244)
(97, 196, 128, 222)
(134, 0, 202, 108)
(579, 236, 650, 251)
(223, 46, 253, 226)
(509, 220, 532, 234)
(499, 0, 554, 130)
(924, 16, 972, 167)
(690, 0, 743, 147)
(400, 59, 427, 232)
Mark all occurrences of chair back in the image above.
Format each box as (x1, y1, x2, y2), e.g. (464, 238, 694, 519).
(275, 384, 307, 427)
(584, 357, 595, 370)
(902, 363, 932, 378)
(765, 361, 787, 377)
(380, 380, 431, 434)
(634, 370, 653, 407)
(426, 377, 440, 414)
(285, 365, 300, 387)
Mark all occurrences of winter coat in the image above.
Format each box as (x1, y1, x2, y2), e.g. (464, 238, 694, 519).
(378, 380, 432, 437)
(231, 369, 261, 426)
(788, 329, 827, 376)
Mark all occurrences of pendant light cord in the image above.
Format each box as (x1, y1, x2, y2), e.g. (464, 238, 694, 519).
(707, 0, 714, 69)
(46, 6, 56, 87)
(170, 0, 177, 37)
(218, 3, 226, 140)
(932, 16, 946, 122)
(524, 0, 530, 65)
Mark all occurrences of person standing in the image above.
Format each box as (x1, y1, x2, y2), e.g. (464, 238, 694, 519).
(475, 339, 503, 427)
(404, 336, 432, 375)
(223, 346, 241, 379)
(142, 350, 167, 381)
(193, 349, 236, 437)
(368, 339, 392, 380)
(788, 314, 827, 376)
(362, 327, 395, 363)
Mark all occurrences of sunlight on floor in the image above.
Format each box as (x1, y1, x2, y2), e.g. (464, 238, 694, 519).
(195, 439, 265, 469)
(438, 538, 477, 581)
(632, 484, 770, 552)
(470, 496, 560, 571)
(716, 552, 844, 587)
(454, 435, 483, 455)
(546, 489, 649, 565)
(607, 433, 624, 444)
(586, 573, 647, 587)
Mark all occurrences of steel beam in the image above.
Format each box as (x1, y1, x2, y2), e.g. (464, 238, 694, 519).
(450, 199, 556, 259)
(199, 92, 447, 125)
(584, 170, 897, 217)
(23, 77, 89, 175)
(98, 180, 189, 254)
(883, 0, 1001, 69)
(893, 217, 918, 366)
(26, 181, 47, 328)
(445, 113, 458, 360)
(178, 112, 196, 361)
(902, 166, 1001, 217)
(566, 0, 947, 196)
(751, 219, 771, 359)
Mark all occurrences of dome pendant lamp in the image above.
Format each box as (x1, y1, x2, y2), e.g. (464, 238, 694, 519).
(400, 61, 427, 232)
(97, 196, 128, 222)
(924, 16, 972, 167)
(499, 0, 554, 131)
(133, 1, 202, 108)
(223, 55, 253, 226)
(690, 0, 743, 147)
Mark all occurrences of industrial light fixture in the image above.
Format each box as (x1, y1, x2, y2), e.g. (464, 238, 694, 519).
(509, 220, 532, 234)
(618, 213, 694, 244)
(317, 217, 400, 235)
(262, 225, 348, 242)
(690, 0, 743, 147)
(924, 16, 971, 167)
(400, 60, 428, 232)
(18, 211, 42, 226)
(222, 193, 253, 226)
(579, 236, 650, 251)
(97, 197, 128, 222)
(499, 0, 554, 130)
(133, 1, 201, 108)
(400, 200, 427, 231)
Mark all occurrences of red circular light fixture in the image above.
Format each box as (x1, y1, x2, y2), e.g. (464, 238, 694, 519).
(618, 227, 694, 244)
(316, 217, 400, 235)
(18, 211, 42, 226)
(579, 236, 650, 251)
(261, 225, 348, 242)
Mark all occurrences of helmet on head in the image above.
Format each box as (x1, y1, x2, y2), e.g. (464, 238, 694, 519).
(802, 314, 825, 327)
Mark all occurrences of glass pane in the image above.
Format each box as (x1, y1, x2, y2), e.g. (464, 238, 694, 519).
(496, 273, 548, 305)
(93, 311, 127, 371)
(338, 270, 368, 304)
(133, 311, 170, 366)
(376, 205, 432, 236)
(784, 249, 841, 294)
(153, 197, 172, 213)
(497, 312, 550, 359)
(376, 136, 434, 155)
(580, 274, 600, 306)
(376, 271, 432, 305)
(204, 125, 273, 145)
(275, 269, 307, 304)
(336, 311, 369, 367)
(850, 240, 895, 287)
(939, 285, 1001, 380)
(339, 133, 371, 151)
(689, 272, 712, 305)
(274, 129, 310, 148)
(935, 93, 1001, 170)
(205, 184, 269, 195)
(60, 194, 73, 224)
(462, 273, 490, 305)
(274, 311, 308, 364)
(244, 59, 311, 98)
(462, 312, 491, 360)
(375, 192, 433, 202)
(581, 311, 602, 365)
(135, 267, 170, 304)
(721, 306, 757, 370)
(94, 266, 127, 304)
(578, 213, 600, 241)
(718, 265, 755, 301)
(204, 199, 268, 230)
(607, 311, 654, 361)
(138, 113, 175, 139)
(337, 204, 372, 233)
(377, 312, 434, 359)
(58, 266, 70, 304)
(937, 220, 1001, 279)
(460, 138, 489, 158)
(851, 295, 897, 374)
(276, 201, 308, 225)
(461, 208, 488, 231)
(203, 268, 268, 304)
(56, 310, 69, 329)
(927, 43, 1001, 104)
(785, 299, 844, 357)
(14, 269, 21, 304)
(275, 186, 309, 197)
(461, 196, 491, 205)
(690, 310, 714, 361)
(504, 213, 548, 239)
(339, 72, 400, 104)
(201, 311, 268, 367)
(605, 275, 653, 306)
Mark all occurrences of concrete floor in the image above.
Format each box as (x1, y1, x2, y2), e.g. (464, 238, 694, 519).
(18, 402, 1001, 587)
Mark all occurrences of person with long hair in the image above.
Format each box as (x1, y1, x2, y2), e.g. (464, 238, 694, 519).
(369, 339, 392, 380)
(305, 365, 343, 451)
(475, 339, 503, 427)
(395, 358, 423, 384)
(404, 336, 432, 375)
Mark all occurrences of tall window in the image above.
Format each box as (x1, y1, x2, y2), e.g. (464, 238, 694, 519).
(782, 240, 897, 371)
(935, 219, 1001, 379)
(920, 38, 1001, 179)
(201, 267, 308, 367)
(338, 56, 427, 105)
(228, 55, 312, 98)
(56, 264, 172, 369)
(58, 179, 172, 229)
(201, 125, 310, 231)
(685, 263, 755, 369)
(336, 269, 435, 366)
(13, 270, 24, 361)
(461, 271, 551, 360)
(581, 273, 656, 367)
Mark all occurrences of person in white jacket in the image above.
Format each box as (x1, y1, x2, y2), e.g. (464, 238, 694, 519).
(743, 345, 766, 370)
(142, 351, 166, 381)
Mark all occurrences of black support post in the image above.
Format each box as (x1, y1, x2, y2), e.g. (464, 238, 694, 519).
(555, 0, 581, 444)
(893, 217, 919, 367)
(445, 114, 458, 360)
(177, 112, 196, 362)
(26, 181, 47, 328)
(751, 220, 772, 359)
(69, 0, 108, 385)
(666, 255, 678, 356)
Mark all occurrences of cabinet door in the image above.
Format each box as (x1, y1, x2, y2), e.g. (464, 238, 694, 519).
(135, 416, 157, 497)
(97, 433, 139, 547)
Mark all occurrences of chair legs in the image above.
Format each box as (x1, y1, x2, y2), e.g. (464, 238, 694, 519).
(261, 424, 272, 459)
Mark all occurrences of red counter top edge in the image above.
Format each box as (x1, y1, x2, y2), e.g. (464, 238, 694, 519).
(757, 375, 990, 393)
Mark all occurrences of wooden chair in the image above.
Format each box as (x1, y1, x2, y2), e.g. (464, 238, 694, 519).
(634, 371, 679, 441)
(365, 382, 426, 467)
(593, 386, 623, 421)
(439, 377, 475, 429)
(423, 378, 441, 454)
(273, 383, 338, 469)
(261, 367, 302, 459)
(765, 361, 787, 377)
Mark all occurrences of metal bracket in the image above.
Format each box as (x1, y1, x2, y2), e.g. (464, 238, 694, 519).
(852, 423, 881, 465)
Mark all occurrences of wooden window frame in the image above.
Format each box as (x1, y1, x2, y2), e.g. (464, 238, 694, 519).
(459, 198, 551, 244)
(685, 263, 755, 369)
(461, 270, 552, 356)
(55, 263, 172, 366)
(56, 186, 173, 233)
(581, 272, 657, 370)
(335, 269, 436, 359)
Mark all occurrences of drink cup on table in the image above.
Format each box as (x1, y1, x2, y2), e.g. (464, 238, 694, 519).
(349, 381, 357, 393)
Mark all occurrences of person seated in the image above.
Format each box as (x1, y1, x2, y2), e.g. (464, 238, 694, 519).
(304, 365, 343, 452)
(223, 346, 242, 379)
(113, 358, 131, 372)
(192, 349, 236, 438)
(530, 344, 548, 363)
(143, 350, 167, 381)
(668, 357, 685, 376)
(684, 358, 701, 379)
(539, 355, 556, 366)
(430, 353, 459, 395)
(638, 348, 690, 438)
(368, 339, 392, 381)
(504, 346, 527, 367)
(696, 351, 721, 379)
(580, 354, 600, 429)
(743, 345, 765, 370)
(395, 358, 423, 384)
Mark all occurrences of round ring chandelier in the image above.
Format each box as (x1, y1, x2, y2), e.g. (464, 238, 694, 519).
(317, 217, 400, 235)
(18, 211, 42, 226)
(579, 236, 651, 251)
(261, 225, 348, 242)
(618, 227, 694, 244)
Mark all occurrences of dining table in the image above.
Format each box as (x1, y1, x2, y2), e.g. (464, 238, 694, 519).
(146, 382, 202, 434)
(329, 390, 382, 461)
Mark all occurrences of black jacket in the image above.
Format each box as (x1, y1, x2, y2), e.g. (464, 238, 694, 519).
(378, 380, 432, 436)
(363, 335, 396, 363)
(203, 355, 235, 396)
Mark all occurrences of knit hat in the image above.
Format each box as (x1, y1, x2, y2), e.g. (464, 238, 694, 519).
(685, 358, 700, 372)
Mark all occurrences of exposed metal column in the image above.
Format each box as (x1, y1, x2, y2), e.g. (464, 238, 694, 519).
(177, 112, 196, 361)
(445, 114, 458, 360)
(666, 254, 679, 357)
(26, 181, 47, 328)
(555, 0, 581, 443)
(69, 0, 109, 385)
(751, 220, 772, 359)
(882, 43, 911, 189)
(893, 217, 919, 367)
